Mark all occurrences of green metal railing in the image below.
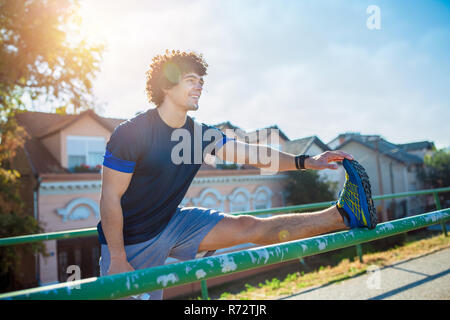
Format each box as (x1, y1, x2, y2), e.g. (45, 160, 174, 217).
(0, 208, 448, 300)
(0, 187, 448, 300)
(1, 187, 448, 247)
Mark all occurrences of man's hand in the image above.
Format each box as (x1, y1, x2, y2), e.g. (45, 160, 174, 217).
(108, 257, 135, 275)
(304, 150, 354, 170)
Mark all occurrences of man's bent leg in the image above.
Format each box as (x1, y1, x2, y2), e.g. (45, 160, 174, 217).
(99, 241, 164, 300)
(198, 205, 348, 252)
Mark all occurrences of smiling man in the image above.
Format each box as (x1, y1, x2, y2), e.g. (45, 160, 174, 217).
(97, 50, 377, 300)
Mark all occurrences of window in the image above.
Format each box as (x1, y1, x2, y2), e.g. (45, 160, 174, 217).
(201, 195, 221, 211)
(252, 186, 273, 217)
(57, 236, 101, 282)
(230, 193, 249, 212)
(92, 246, 100, 277)
(58, 251, 68, 282)
(192, 188, 225, 212)
(254, 191, 270, 210)
(229, 188, 251, 212)
(67, 136, 105, 170)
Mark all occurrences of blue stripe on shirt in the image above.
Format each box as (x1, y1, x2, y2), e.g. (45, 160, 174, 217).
(215, 136, 235, 153)
(102, 149, 136, 173)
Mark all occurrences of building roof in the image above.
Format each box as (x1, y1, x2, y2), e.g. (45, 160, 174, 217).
(15, 110, 261, 176)
(264, 125, 290, 141)
(213, 121, 248, 140)
(397, 141, 435, 152)
(16, 110, 126, 175)
(213, 122, 290, 142)
(16, 110, 124, 138)
(213, 121, 243, 132)
(283, 136, 330, 155)
(335, 135, 423, 165)
(37, 110, 122, 139)
(23, 136, 69, 175)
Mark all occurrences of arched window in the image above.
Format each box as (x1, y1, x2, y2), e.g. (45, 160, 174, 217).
(250, 186, 273, 218)
(192, 188, 225, 212)
(254, 191, 269, 210)
(228, 187, 251, 212)
(202, 194, 219, 209)
(180, 198, 191, 207)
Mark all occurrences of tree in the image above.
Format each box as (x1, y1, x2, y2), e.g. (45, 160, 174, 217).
(284, 170, 336, 207)
(0, 111, 45, 291)
(0, 0, 104, 291)
(418, 149, 450, 189)
(418, 149, 450, 209)
(1, 0, 104, 114)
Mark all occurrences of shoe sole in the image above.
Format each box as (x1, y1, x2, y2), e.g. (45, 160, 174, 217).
(344, 159, 378, 229)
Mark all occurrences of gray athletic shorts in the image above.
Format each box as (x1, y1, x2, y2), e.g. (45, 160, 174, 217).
(99, 206, 227, 300)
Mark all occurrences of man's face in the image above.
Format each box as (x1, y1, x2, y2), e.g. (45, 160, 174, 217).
(164, 72, 204, 111)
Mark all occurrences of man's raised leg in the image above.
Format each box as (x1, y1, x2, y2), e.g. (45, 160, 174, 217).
(199, 158, 379, 253)
(198, 205, 348, 252)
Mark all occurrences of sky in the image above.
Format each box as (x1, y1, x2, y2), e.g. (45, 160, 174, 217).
(73, 0, 449, 149)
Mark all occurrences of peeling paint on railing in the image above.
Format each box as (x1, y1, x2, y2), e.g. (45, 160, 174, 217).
(0, 208, 448, 300)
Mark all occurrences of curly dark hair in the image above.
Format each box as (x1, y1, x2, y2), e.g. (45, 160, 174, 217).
(145, 50, 208, 107)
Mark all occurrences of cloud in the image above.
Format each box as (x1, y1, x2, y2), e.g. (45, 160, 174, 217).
(79, 0, 449, 148)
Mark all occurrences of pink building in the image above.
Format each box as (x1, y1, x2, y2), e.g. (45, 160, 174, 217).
(13, 109, 307, 298)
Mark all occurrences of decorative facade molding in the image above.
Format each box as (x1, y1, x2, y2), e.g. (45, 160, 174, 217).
(253, 185, 273, 209)
(191, 174, 287, 186)
(228, 187, 253, 212)
(40, 180, 101, 195)
(39, 174, 288, 195)
(183, 184, 278, 213)
(180, 198, 191, 206)
(56, 197, 100, 222)
(191, 187, 227, 212)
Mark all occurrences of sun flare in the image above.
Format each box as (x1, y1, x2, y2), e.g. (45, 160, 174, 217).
(64, 1, 108, 47)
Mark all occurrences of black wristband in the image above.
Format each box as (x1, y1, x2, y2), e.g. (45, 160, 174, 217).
(295, 154, 310, 170)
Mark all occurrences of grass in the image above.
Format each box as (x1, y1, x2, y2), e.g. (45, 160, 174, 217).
(190, 229, 450, 300)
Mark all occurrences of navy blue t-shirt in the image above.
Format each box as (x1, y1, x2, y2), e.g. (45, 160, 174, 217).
(97, 108, 234, 245)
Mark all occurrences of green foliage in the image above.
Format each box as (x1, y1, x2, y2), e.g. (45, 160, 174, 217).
(219, 292, 231, 299)
(244, 283, 256, 292)
(0, 148, 46, 280)
(0, 139, 46, 282)
(264, 278, 281, 290)
(418, 149, 450, 188)
(0, 0, 104, 287)
(284, 170, 336, 205)
(71, 163, 102, 173)
(0, 0, 104, 114)
(283, 272, 299, 282)
(0, 213, 45, 277)
(216, 163, 239, 170)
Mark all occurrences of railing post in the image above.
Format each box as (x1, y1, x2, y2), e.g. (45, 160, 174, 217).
(433, 192, 448, 237)
(355, 244, 363, 263)
(299, 257, 307, 267)
(200, 279, 209, 300)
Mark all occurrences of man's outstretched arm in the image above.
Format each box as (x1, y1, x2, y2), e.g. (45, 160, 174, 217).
(214, 139, 353, 172)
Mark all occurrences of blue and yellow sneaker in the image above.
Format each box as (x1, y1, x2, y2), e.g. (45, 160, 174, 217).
(336, 159, 377, 229)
